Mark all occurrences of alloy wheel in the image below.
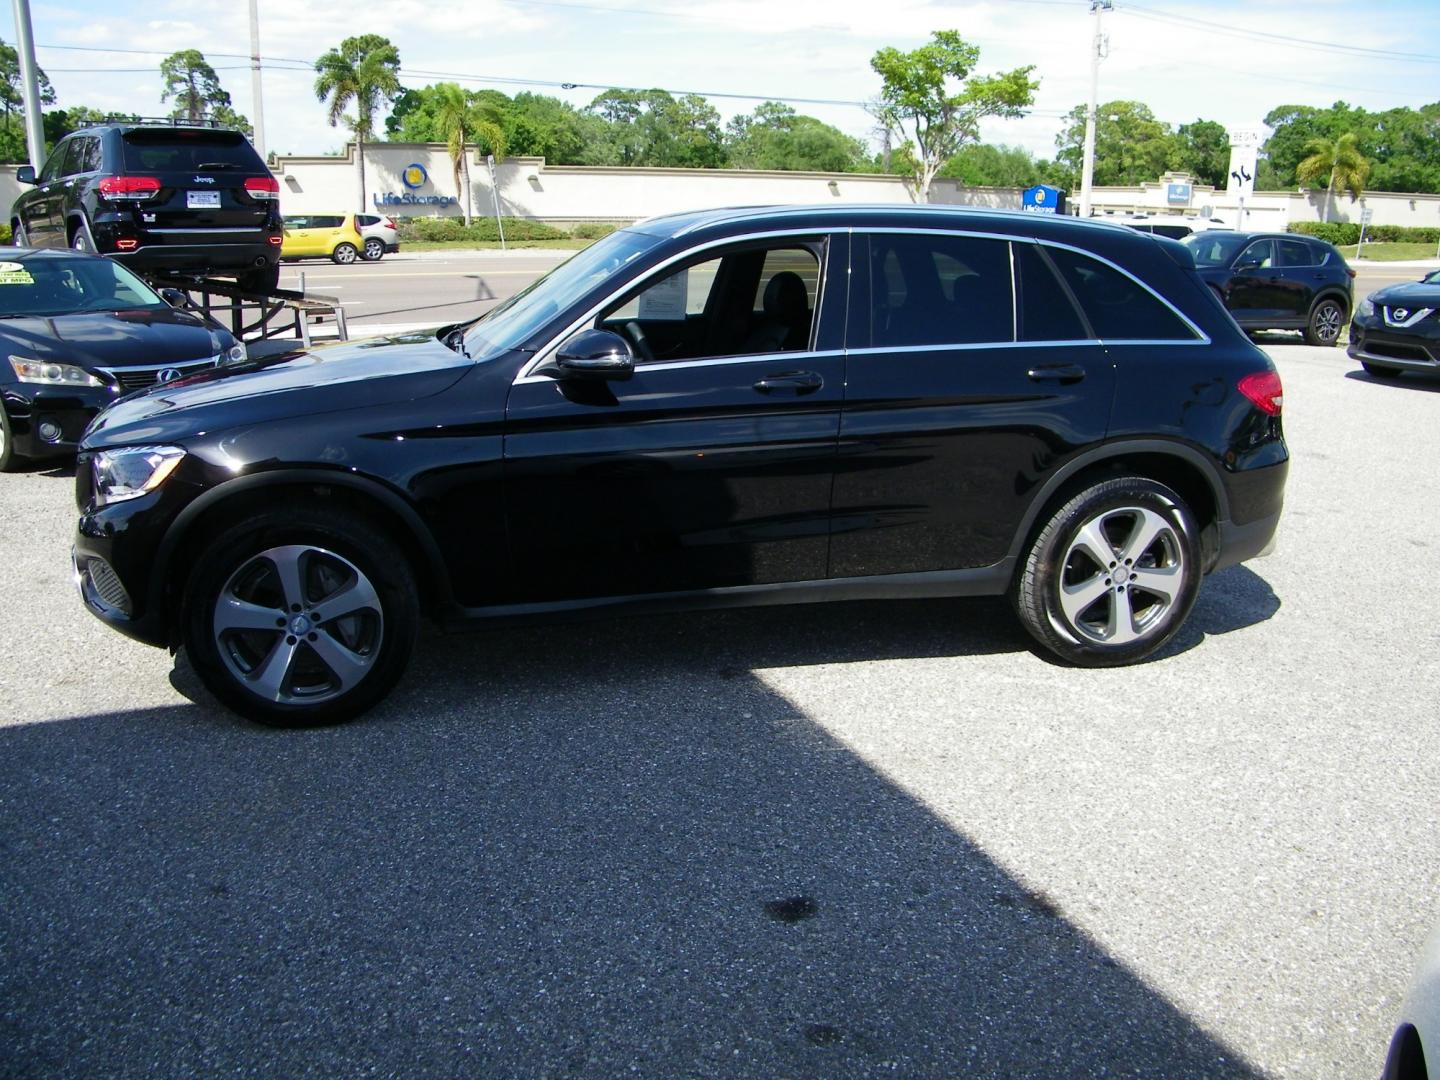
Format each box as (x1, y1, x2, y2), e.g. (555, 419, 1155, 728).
(1314, 301, 1343, 344)
(364, 238, 384, 260)
(212, 544, 384, 706)
(1057, 505, 1184, 646)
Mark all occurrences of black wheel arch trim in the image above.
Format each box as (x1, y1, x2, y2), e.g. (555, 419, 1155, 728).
(1311, 289, 1351, 315)
(1002, 438, 1232, 564)
(148, 467, 452, 636)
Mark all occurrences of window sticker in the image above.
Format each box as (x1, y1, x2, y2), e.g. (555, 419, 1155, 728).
(0, 262, 34, 285)
(638, 269, 688, 321)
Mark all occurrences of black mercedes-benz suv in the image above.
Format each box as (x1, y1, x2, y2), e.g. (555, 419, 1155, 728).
(10, 119, 283, 293)
(1182, 230, 1354, 346)
(72, 205, 1289, 726)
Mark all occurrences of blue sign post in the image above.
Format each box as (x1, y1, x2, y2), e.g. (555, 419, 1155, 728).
(1022, 185, 1067, 215)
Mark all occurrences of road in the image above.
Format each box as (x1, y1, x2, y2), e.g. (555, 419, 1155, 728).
(2, 342, 1439, 1077)
(276, 250, 1435, 338)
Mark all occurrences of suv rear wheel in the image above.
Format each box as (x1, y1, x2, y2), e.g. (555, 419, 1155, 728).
(362, 237, 385, 261)
(1305, 297, 1346, 347)
(1014, 476, 1201, 666)
(182, 507, 419, 726)
(69, 220, 95, 253)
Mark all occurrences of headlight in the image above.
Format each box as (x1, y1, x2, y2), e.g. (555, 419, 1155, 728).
(1358, 297, 1375, 319)
(91, 446, 186, 506)
(9, 355, 102, 387)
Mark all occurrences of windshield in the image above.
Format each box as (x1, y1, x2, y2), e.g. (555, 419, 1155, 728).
(0, 255, 167, 317)
(1180, 232, 1249, 267)
(461, 229, 661, 360)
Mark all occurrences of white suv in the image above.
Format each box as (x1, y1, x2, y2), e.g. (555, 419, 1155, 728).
(354, 213, 400, 261)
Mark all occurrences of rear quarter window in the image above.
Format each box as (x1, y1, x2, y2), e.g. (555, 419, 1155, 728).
(1046, 247, 1197, 341)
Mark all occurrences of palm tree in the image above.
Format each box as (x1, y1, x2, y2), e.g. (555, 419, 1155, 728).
(432, 83, 506, 226)
(314, 35, 401, 213)
(1296, 132, 1371, 223)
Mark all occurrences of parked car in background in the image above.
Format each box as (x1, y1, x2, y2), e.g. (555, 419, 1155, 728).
(8, 118, 283, 294)
(71, 205, 1288, 726)
(280, 213, 366, 265)
(355, 213, 400, 261)
(1181, 230, 1355, 345)
(1348, 268, 1440, 380)
(1381, 924, 1437, 1079)
(0, 248, 243, 470)
(1102, 214, 1231, 240)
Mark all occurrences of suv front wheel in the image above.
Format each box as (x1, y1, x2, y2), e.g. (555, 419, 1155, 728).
(1014, 476, 1201, 666)
(182, 506, 419, 726)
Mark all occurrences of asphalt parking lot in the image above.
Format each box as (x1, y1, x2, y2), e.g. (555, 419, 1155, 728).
(2, 341, 1438, 1077)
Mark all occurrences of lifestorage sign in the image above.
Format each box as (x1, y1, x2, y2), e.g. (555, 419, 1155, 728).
(1021, 185, 1066, 214)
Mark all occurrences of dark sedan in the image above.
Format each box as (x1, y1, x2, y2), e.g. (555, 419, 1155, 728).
(1182, 231, 1355, 345)
(1349, 269, 1440, 379)
(0, 247, 244, 470)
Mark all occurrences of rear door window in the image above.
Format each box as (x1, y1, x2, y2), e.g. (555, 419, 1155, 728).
(865, 233, 1013, 347)
(1278, 240, 1316, 267)
(1045, 247, 1197, 341)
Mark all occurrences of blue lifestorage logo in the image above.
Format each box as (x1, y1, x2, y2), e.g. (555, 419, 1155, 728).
(1022, 185, 1065, 214)
(401, 163, 428, 190)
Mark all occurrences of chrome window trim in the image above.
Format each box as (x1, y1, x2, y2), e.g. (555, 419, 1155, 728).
(516, 222, 1206, 383)
(515, 228, 833, 382)
(846, 340, 1104, 357)
(513, 347, 846, 385)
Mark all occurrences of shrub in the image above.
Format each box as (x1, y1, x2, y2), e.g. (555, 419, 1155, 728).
(570, 222, 618, 239)
(397, 216, 569, 243)
(0, 222, 11, 245)
(1289, 221, 1440, 245)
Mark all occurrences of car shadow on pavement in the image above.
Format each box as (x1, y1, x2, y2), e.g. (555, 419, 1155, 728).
(2, 639, 1261, 1076)
(1344, 370, 1440, 393)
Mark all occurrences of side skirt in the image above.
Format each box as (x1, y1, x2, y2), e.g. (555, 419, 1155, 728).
(438, 560, 1019, 631)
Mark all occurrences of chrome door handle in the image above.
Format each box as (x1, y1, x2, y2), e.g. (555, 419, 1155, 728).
(1026, 364, 1086, 384)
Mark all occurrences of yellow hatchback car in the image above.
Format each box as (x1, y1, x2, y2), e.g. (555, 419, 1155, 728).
(280, 213, 365, 264)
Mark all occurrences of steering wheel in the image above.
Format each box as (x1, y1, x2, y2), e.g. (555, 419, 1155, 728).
(623, 320, 655, 363)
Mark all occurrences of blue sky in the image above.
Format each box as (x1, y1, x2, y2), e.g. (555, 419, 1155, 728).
(7, 0, 1440, 162)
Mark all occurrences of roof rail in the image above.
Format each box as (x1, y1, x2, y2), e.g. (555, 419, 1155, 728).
(76, 115, 228, 130)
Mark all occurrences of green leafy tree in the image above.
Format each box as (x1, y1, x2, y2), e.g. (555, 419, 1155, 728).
(939, 143, 1051, 188)
(314, 34, 402, 212)
(869, 30, 1037, 202)
(1172, 119, 1230, 189)
(0, 39, 55, 120)
(1296, 131, 1371, 222)
(1054, 100, 1178, 189)
(725, 102, 867, 172)
(1260, 102, 1367, 188)
(584, 89, 727, 168)
(159, 50, 234, 124)
(430, 82, 506, 225)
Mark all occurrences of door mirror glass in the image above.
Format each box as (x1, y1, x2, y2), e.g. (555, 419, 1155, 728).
(556, 329, 634, 380)
(15, 165, 35, 184)
(159, 288, 189, 309)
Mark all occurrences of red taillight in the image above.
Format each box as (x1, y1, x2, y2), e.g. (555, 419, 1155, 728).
(244, 176, 280, 200)
(1238, 370, 1284, 416)
(267, 235, 283, 245)
(383, 220, 397, 231)
(115, 239, 138, 251)
(97, 176, 160, 200)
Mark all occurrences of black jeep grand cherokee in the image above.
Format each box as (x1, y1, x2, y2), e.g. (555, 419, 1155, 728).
(73, 205, 1288, 726)
(11, 119, 283, 292)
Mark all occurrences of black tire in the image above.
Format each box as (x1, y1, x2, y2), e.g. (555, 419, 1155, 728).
(1361, 360, 1401, 379)
(0, 406, 18, 472)
(362, 237, 385, 261)
(182, 506, 420, 726)
(332, 242, 359, 265)
(236, 264, 281, 294)
(70, 219, 95, 253)
(1304, 296, 1346, 347)
(1013, 476, 1202, 667)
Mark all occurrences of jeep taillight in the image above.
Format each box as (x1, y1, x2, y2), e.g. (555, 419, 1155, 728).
(1238, 370, 1284, 415)
(244, 176, 280, 200)
(97, 176, 160, 200)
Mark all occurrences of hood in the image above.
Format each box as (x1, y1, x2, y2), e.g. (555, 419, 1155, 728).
(0, 307, 230, 369)
(1367, 279, 1440, 309)
(82, 330, 475, 449)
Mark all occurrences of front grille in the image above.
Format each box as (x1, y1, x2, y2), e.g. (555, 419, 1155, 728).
(99, 358, 215, 392)
(84, 557, 133, 615)
(1369, 341, 1435, 364)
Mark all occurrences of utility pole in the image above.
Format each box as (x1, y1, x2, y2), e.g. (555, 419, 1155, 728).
(11, 0, 47, 170)
(248, 0, 267, 161)
(1078, 0, 1112, 219)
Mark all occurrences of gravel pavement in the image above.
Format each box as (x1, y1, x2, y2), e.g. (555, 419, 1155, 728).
(2, 342, 1438, 1077)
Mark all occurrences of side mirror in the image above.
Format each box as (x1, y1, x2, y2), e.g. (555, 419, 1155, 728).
(15, 165, 36, 184)
(555, 328, 634, 380)
(159, 287, 189, 309)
